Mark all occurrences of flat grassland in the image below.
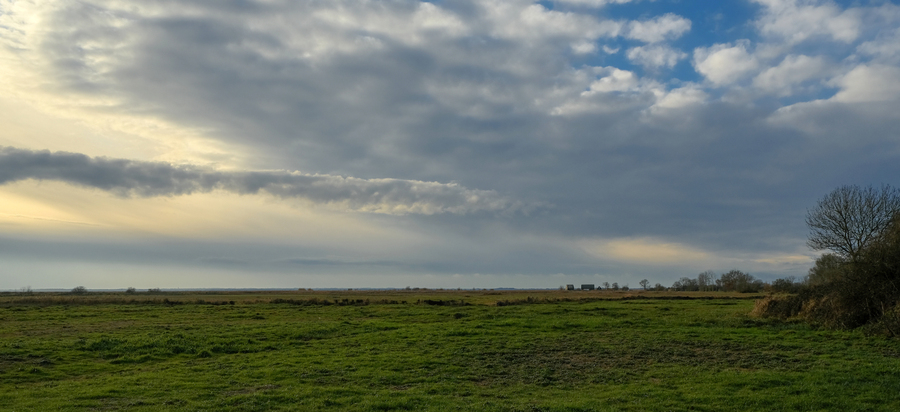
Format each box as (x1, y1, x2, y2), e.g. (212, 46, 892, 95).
(2, 290, 899, 411)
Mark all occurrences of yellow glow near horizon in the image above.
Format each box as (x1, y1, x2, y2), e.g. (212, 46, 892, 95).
(0, 188, 104, 233)
(750, 254, 814, 267)
(577, 236, 815, 276)
(0, 92, 247, 168)
(579, 237, 711, 265)
(0, 180, 429, 254)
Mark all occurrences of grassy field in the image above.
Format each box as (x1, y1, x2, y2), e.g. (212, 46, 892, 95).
(2, 290, 899, 411)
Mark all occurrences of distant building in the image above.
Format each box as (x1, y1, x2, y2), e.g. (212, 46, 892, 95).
(581, 284, 595, 290)
(566, 284, 575, 290)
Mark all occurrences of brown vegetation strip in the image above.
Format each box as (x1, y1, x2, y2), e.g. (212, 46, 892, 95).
(0, 290, 764, 307)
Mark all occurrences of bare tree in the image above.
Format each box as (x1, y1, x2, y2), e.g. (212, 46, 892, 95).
(602, 281, 610, 290)
(806, 184, 900, 261)
(676, 277, 699, 291)
(697, 270, 717, 291)
(639, 279, 650, 290)
(719, 270, 764, 292)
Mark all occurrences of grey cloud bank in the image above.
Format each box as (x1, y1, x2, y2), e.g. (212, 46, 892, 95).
(0, 147, 519, 215)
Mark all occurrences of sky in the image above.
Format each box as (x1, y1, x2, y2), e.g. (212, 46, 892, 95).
(1, 0, 899, 290)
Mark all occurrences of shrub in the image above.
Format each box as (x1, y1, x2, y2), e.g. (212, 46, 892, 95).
(71, 286, 88, 294)
(868, 304, 900, 337)
(807, 253, 845, 286)
(751, 294, 803, 319)
(756, 217, 900, 333)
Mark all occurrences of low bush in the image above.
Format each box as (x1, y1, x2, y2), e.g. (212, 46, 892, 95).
(755, 218, 900, 334)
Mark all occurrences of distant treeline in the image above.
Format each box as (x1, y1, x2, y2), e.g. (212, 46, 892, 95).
(670, 270, 784, 293)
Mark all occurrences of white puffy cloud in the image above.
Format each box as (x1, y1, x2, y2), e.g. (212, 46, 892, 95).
(602, 45, 620, 54)
(650, 86, 708, 111)
(553, 0, 635, 7)
(626, 13, 691, 43)
(571, 40, 598, 54)
(626, 45, 687, 69)
(857, 28, 900, 65)
(739, 1, 900, 100)
(550, 67, 663, 115)
(585, 68, 640, 94)
(480, 1, 622, 42)
(753, 0, 861, 44)
(693, 42, 760, 86)
(753, 54, 829, 95)
(831, 64, 900, 103)
(412, 2, 470, 36)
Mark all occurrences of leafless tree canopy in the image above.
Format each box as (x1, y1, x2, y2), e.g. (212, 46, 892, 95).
(806, 184, 900, 261)
(697, 270, 717, 291)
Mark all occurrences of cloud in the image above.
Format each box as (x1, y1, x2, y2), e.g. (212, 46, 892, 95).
(626, 45, 687, 69)
(831, 64, 900, 103)
(480, 1, 623, 42)
(650, 86, 708, 111)
(857, 28, 900, 65)
(550, 67, 661, 115)
(1, 0, 900, 289)
(602, 45, 620, 54)
(693, 42, 760, 86)
(0, 147, 521, 215)
(753, 0, 861, 44)
(626, 13, 691, 43)
(571, 40, 598, 54)
(553, 0, 635, 7)
(0, 0, 634, 176)
(585, 68, 640, 93)
(753, 54, 829, 96)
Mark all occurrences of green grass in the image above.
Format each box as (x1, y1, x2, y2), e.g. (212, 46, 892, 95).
(1, 291, 899, 411)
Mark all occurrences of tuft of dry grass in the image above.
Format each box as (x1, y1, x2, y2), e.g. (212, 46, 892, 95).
(751, 294, 804, 319)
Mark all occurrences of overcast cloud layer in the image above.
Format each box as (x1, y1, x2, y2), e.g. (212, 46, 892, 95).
(1, 0, 899, 289)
